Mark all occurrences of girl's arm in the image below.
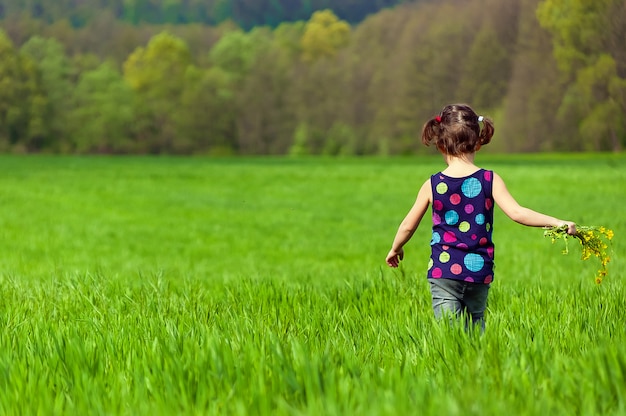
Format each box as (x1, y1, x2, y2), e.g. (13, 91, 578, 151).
(492, 173, 576, 234)
(386, 179, 432, 268)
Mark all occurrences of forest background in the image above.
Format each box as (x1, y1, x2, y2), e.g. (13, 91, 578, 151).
(0, 0, 624, 155)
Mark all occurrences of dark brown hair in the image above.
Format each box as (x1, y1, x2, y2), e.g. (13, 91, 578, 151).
(421, 104, 494, 156)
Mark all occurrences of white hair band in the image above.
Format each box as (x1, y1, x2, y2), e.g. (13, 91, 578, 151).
(478, 116, 484, 122)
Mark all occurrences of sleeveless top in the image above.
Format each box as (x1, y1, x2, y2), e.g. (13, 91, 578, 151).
(427, 169, 495, 284)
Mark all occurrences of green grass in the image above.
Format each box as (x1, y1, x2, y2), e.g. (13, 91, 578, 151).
(0, 154, 624, 415)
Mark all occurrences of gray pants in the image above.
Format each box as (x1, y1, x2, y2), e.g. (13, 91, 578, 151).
(428, 278, 490, 331)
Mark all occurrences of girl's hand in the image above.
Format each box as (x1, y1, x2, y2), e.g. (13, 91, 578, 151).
(386, 248, 404, 268)
(559, 221, 577, 235)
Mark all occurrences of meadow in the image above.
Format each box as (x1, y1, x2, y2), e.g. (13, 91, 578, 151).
(0, 154, 624, 415)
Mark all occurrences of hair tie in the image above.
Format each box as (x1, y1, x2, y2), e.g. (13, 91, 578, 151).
(478, 116, 484, 122)
(435, 116, 441, 123)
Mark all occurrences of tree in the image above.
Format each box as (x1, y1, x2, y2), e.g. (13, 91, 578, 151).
(232, 27, 297, 154)
(175, 66, 237, 154)
(300, 9, 350, 62)
(456, 25, 510, 110)
(0, 30, 45, 151)
(537, 0, 626, 150)
(561, 54, 626, 150)
(70, 62, 135, 153)
(123, 31, 192, 152)
(20, 36, 73, 150)
(273, 20, 305, 60)
(500, 0, 566, 152)
(208, 29, 258, 76)
(373, 2, 474, 152)
(349, 6, 415, 153)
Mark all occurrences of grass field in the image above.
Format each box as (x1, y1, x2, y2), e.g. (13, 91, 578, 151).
(0, 154, 624, 415)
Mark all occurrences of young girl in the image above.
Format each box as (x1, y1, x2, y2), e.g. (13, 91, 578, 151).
(385, 103, 577, 329)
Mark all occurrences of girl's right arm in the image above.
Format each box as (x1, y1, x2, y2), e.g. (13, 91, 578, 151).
(386, 179, 432, 268)
(492, 172, 576, 234)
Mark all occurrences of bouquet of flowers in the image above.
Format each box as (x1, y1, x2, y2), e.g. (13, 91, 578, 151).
(544, 225, 614, 284)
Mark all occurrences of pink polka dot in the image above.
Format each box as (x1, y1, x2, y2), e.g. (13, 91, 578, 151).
(457, 243, 468, 249)
(442, 245, 449, 250)
(443, 231, 457, 243)
(433, 213, 441, 225)
(471, 234, 478, 240)
(450, 194, 461, 205)
(484, 275, 493, 284)
(433, 200, 443, 211)
(484, 171, 492, 182)
(450, 264, 462, 275)
(432, 268, 443, 278)
(464, 204, 474, 214)
(487, 247, 494, 258)
(479, 237, 488, 246)
(464, 277, 475, 282)
(485, 198, 493, 210)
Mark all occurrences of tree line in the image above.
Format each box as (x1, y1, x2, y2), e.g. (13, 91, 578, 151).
(0, 0, 624, 155)
(0, 0, 408, 29)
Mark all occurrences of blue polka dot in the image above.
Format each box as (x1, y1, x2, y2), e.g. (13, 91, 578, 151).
(431, 232, 441, 245)
(462, 178, 482, 198)
(464, 253, 484, 272)
(475, 214, 485, 225)
(444, 210, 459, 225)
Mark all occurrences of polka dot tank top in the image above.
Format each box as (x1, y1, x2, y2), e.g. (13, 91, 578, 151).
(427, 169, 495, 284)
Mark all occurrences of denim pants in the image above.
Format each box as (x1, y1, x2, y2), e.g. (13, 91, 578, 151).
(428, 278, 490, 331)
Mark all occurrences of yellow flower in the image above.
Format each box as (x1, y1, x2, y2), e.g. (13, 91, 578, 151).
(544, 224, 613, 284)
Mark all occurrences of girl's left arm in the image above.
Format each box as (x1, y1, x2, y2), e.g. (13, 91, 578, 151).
(386, 179, 432, 267)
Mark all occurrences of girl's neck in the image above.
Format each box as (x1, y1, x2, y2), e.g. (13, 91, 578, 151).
(441, 153, 480, 176)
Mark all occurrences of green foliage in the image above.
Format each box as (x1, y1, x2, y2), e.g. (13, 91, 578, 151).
(538, 0, 626, 151)
(323, 122, 358, 155)
(232, 27, 298, 154)
(457, 25, 509, 109)
(574, 54, 626, 150)
(289, 122, 311, 156)
(0, 30, 45, 151)
(274, 21, 306, 59)
(70, 62, 135, 153)
(208, 29, 260, 76)
(176, 66, 237, 154)
(499, 0, 564, 152)
(300, 9, 351, 61)
(20, 36, 73, 150)
(0, 0, 623, 154)
(124, 31, 192, 93)
(536, 0, 610, 72)
(123, 32, 193, 152)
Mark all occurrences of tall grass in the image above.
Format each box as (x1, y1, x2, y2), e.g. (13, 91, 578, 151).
(0, 154, 624, 415)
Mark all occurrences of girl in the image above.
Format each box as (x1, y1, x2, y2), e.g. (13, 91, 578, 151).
(385, 104, 577, 329)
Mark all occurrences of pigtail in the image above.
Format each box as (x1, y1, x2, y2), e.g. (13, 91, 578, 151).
(421, 118, 441, 147)
(478, 116, 494, 145)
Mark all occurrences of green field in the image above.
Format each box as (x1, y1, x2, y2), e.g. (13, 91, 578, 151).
(0, 154, 625, 415)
